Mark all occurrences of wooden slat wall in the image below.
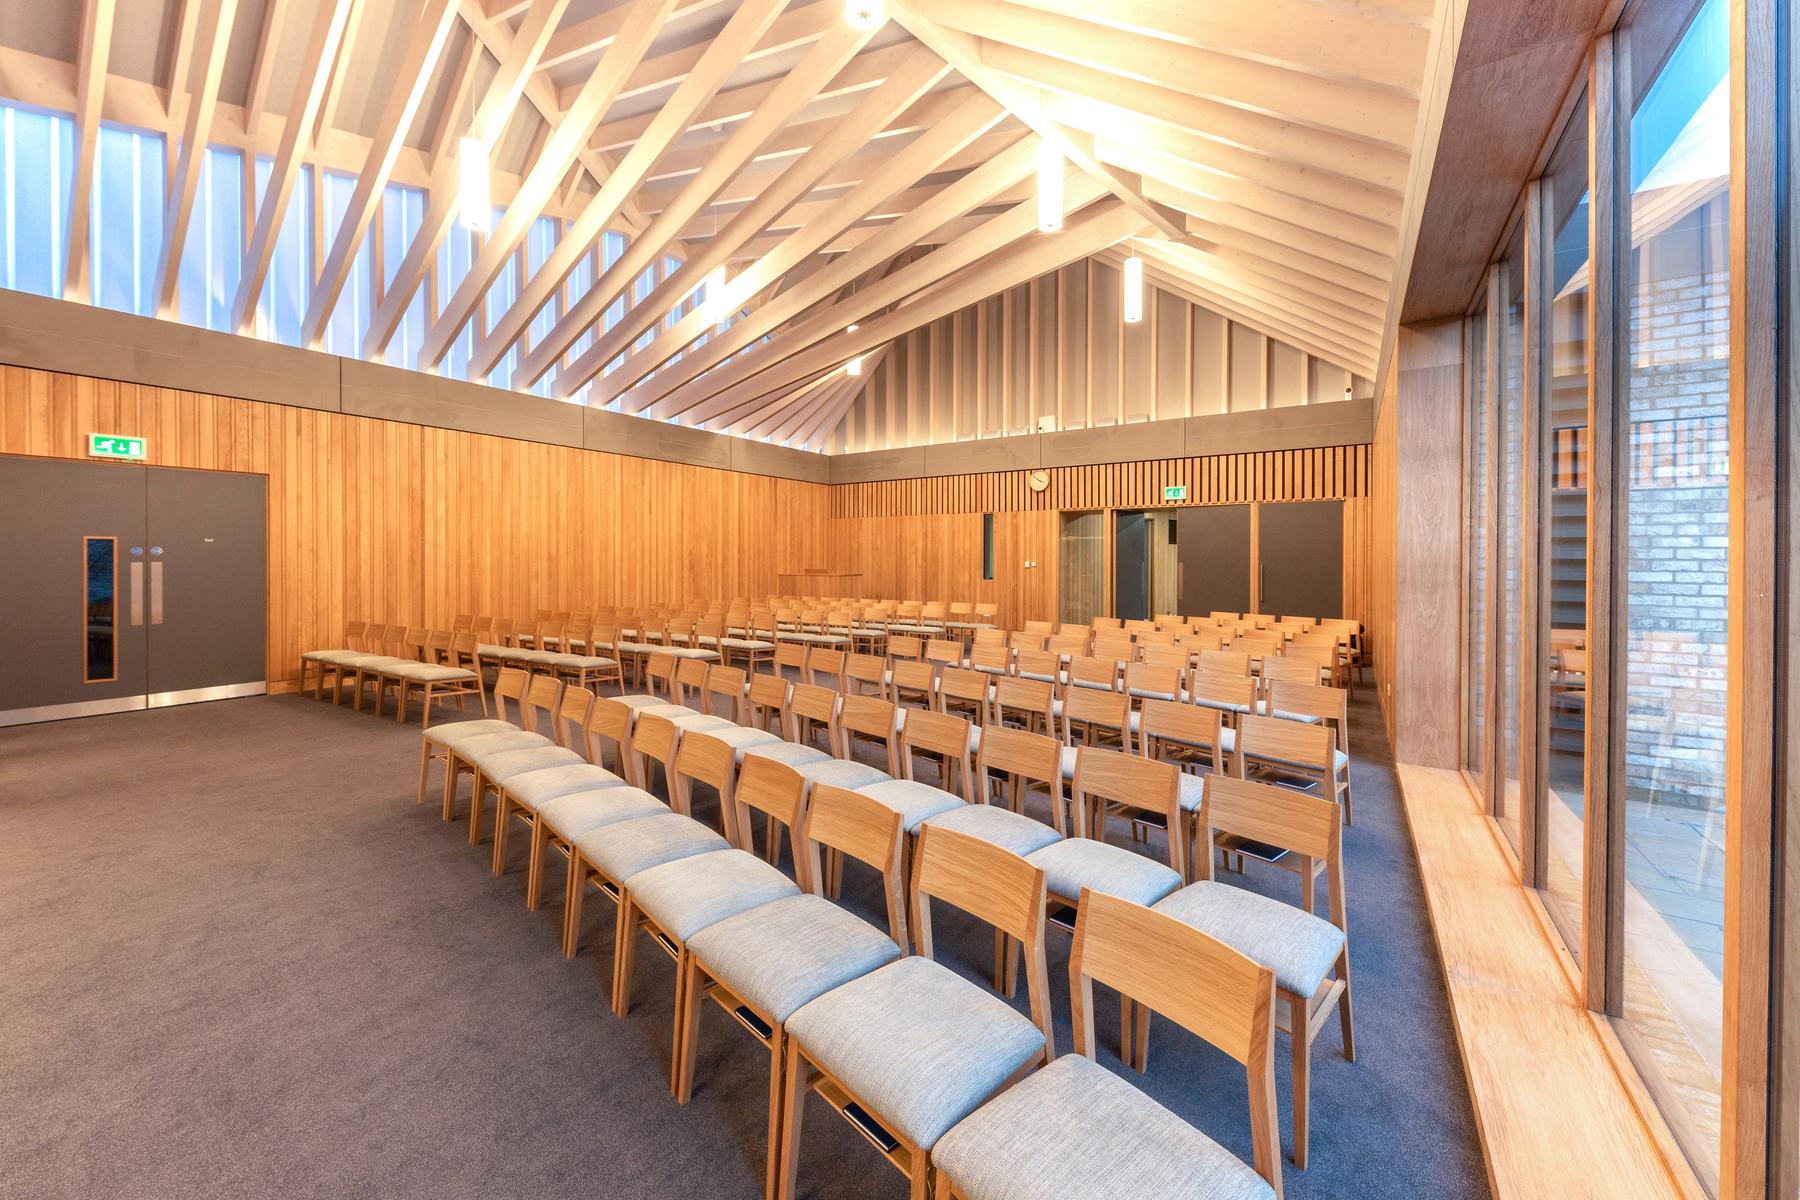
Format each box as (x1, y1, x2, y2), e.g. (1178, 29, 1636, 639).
(831, 445, 1371, 516)
(0, 366, 831, 690)
(830, 445, 1373, 629)
(834, 265, 1370, 453)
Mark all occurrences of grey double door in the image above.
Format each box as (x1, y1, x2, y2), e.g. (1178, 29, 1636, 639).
(1173, 499, 1345, 620)
(0, 455, 267, 727)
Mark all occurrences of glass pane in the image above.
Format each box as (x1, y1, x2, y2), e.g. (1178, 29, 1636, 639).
(1619, 0, 1728, 1180)
(178, 146, 243, 332)
(322, 171, 375, 358)
(1464, 303, 1489, 781)
(0, 101, 75, 298)
(1497, 222, 1527, 852)
(83, 537, 116, 683)
(1539, 95, 1591, 955)
(380, 183, 427, 370)
(254, 157, 311, 346)
(436, 225, 476, 381)
(92, 124, 165, 316)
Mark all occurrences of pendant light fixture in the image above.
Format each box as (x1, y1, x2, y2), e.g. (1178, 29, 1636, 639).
(1036, 140, 1063, 233)
(1123, 248, 1144, 324)
(844, 0, 884, 31)
(458, 138, 491, 232)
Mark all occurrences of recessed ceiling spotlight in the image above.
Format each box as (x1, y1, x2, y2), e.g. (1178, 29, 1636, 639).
(844, 0, 884, 32)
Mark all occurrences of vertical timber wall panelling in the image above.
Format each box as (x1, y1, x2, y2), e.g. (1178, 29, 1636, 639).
(835, 261, 1372, 453)
(1369, 321, 1466, 768)
(0, 366, 831, 690)
(829, 446, 1372, 629)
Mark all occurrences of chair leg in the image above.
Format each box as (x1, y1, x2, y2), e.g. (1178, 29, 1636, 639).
(1337, 955, 1357, 1062)
(442, 758, 461, 822)
(1291, 997, 1312, 1169)
(611, 894, 638, 1017)
(526, 822, 550, 911)
(763, 1028, 786, 1200)
(674, 955, 706, 1104)
(468, 781, 489, 846)
(774, 1039, 807, 1200)
(1133, 999, 1151, 1073)
(562, 857, 587, 960)
(416, 740, 433, 806)
(1119, 991, 1134, 1068)
(491, 796, 513, 876)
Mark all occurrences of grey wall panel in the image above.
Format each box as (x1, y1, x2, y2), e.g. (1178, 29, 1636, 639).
(0, 289, 340, 413)
(342, 360, 584, 448)
(584, 408, 732, 470)
(1041, 418, 1184, 468)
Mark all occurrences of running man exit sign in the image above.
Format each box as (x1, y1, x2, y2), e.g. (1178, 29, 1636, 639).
(1163, 485, 1188, 502)
(88, 433, 147, 461)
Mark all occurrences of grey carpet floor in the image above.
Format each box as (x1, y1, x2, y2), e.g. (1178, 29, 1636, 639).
(0, 685, 1489, 1200)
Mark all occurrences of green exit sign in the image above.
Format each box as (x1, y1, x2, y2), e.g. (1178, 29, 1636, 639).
(1163, 485, 1188, 502)
(88, 433, 146, 461)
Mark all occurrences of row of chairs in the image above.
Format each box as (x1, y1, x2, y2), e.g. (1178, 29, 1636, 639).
(298, 623, 484, 724)
(418, 663, 1355, 1197)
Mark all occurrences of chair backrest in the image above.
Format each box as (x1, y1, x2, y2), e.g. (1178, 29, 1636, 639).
(1012, 648, 1061, 685)
(911, 823, 1053, 1054)
(1008, 630, 1049, 652)
(969, 644, 1011, 675)
(992, 675, 1054, 733)
(976, 725, 1062, 816)
(923, 638, 961, 668)
(1062, 686, 1132, 752)
(400, 626, 429, 660)
(1262, 656, 1327, 692)
(936, 665, 990, 720)
(449, 629, 481, 669)
(492, 667, 529, 724)
(1072, 747, 1181, 847)
(1123, 662, 1182, 702)
(584, 697, 635, 779)
(631, 712, 683, 789)
(747, 671, 792, 733)
(972, 626, 1005, 649)
(1138, 698, 1225, 771)
(553, 684, 596, 751)
(674, 655, 711, 705)
(788, 682, 841, 747)
(901, 707, 976, 803)
(705, 665, 748, 722)
(1199, 774, 1345, 924)
(673, 729, 742, 841)
(1068, 890, 1280, 1193)
(837, 694, 900, 775)
(1046, 629, 1090, 658)
(1136, 643, 1190, 674)
(1067, 654, 1120, 692)
(845, 652, 889, 698)
(1091, 629, 1133, 662)
(804, 783, 908, 946)
(1268, 680, 1350, 753)
(774, 641, 807, 674)
(735, 753, 809, 870)
(1189, 672, 1257, 719)
(1235, 714, 1335, 779)
(889, 658, 937, 706)
(888, 634, 923, 660)
(644, 653, 678, 699)
(806, 647, 846, 689)
(1023, 619, 1054, 635)
(520, 674, 564, 735)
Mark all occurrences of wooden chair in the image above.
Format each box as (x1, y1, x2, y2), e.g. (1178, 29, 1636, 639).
(773, 641, 808, 679)
(669, 724, 783, 844)
(900, 707, 978, 804)
(975, 725, 1066, 835)
(933, 666, 987, 725)
(299, 619, 368, 698)
(991, 675, 1054, 736)
(887, 634, 924, 661)
(888, 658, 936, 710)
(1190, 671, 1258, 725)
(1091, 628, 1133, 666)
(415, 665, 531, 808)
(804, 647, 846, 690)
(462, 677, 587, 849)
(644, 653, 680, 702)
(491, 685, 620, 881)
(675, 782, 908, 1199)
(439, 670, 559, 822)
(931, 888, 1283, 1200)
(925, 638, 964, 673)
(1011, 648, 1062, 688)
(1152, 773, 1354, 1170)
(1076, 745, 1187, 877)
(747, 672, 793, 735)
(672, 656, 711, 709)
(967, 644, 1011, 677)
(844, 652, 890, 699)
(773, 824, 1054, 1200)
(1066, 654, 1120, 693)
(787, 682, 842, 754)
(838, 693, 902, 775)
(1235, 714, 1351, 825)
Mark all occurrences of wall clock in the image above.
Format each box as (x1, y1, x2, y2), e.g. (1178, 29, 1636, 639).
(1028, 470, 1050, 493)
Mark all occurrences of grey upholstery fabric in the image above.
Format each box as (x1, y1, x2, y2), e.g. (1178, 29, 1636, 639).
(932, 1055, 1274, 1200)
(719, 637, 776, 651)
(1128, 715, 1236, 757)
(1153, 881, 1346, 996)
(785, 956, 1045, 1149)
(538, 787, 668, 841)
(635, 703, 701, 720)
(795, 759, 891, 792)
(1253, 701, 1325, 724)
(687, 894, 901, 1023)
(853, 779, 965, 832)
(922, 804, 1061, 857)
(671, 713, 736, 733)
(1247, 746, 1350, 773)
(340, 655, 408, 670)
(707, 727, 784, 760)
(628, 849, 801, 942)
(742, 741, 834, 769)
(505, 764, 623, 809)
(423, 719, 520, 747)
(616, 694, 666, 710)
(543, 653, 616, 670)
(450, 729, 549, 757)
(1025, 839, 1182, 906)
(574, 812, 727, 883)
(1176, 772, 1206, 813)
(389, 663, 476, 683)
(301, 649, 361, 663)
(478, 745, 585, 784)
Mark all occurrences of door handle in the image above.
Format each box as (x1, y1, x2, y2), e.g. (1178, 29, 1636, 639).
(150, 561, 164, 625)
(130, 562, 144, 626)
